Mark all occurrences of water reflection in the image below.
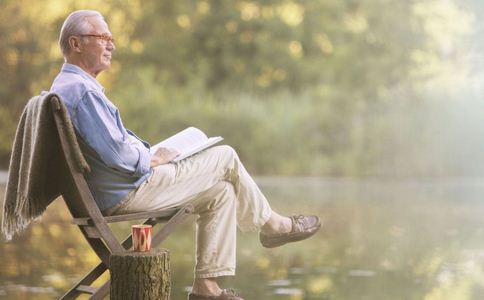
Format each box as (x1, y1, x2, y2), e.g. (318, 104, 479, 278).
(2, 177, 484, 299)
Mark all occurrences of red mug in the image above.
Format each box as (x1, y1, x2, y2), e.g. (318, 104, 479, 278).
(132, 225, 152, 252)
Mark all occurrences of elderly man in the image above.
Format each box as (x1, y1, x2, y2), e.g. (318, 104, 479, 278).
(50, 10, 320, 300)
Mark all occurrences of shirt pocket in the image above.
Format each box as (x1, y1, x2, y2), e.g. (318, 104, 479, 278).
(103, 99, 126, 135)
(105, 100, 119, 117)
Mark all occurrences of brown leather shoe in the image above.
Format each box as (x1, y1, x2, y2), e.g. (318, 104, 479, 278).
(188, 289, 244, 300)
(260, 215, 321, 248)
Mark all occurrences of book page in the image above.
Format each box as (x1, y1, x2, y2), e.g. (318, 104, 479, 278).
(150, 127, 223, 161)
(171, 136, 223, 162)
(150, 127, 207, 154)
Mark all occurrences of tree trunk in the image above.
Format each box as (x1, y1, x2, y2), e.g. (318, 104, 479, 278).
(110, 249, 171, 300)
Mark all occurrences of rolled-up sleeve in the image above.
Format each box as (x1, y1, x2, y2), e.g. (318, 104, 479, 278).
(75, 91, 151, 177)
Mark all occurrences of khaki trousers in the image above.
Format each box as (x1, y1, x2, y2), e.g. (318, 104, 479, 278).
(105, 145, 273, 278)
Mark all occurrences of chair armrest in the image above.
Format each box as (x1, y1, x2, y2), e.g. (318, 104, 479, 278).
(104, 208, 182, 223)
(72, 207, 184, 225)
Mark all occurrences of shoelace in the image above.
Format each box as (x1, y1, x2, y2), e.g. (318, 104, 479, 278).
(291, 215, 306, 232)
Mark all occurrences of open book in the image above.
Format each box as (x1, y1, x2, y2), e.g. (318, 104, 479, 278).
(150, 127, 223, 162)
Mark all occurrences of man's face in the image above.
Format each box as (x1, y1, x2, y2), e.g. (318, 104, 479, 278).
(78, 17, 115, 77)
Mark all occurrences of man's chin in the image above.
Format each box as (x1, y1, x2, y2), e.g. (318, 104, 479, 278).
(100, 61, 111, 71)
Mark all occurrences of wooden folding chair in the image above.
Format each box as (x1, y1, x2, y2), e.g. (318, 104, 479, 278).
(48, 96, 194, 299)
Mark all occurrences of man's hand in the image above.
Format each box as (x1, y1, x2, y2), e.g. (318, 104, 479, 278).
(150, 147, 180, 167)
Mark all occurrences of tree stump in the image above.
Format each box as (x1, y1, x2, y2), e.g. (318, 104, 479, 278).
(110, 249, 171, 300)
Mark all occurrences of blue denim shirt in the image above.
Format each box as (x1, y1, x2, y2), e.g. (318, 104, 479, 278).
(50, 63, 152, 211)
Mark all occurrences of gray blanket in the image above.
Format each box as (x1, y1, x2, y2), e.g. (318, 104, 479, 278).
(2, 93, 90, 240)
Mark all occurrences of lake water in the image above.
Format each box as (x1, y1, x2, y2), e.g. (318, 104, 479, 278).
(1, 177, 484, 300)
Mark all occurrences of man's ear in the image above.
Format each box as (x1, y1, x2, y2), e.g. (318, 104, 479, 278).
(68, 36, 82, 53)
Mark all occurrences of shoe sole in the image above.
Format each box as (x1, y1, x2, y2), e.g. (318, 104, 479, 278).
(260, 222, 322, 248)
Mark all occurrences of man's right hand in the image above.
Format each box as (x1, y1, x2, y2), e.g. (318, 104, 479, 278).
(150, 147, 180, 167)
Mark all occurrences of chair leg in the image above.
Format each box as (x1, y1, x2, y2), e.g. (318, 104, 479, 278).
(118, 203, 194, 249)
(151, 203, 194, 246)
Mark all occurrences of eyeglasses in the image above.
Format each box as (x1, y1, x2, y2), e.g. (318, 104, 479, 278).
(79, 33, 115, 44)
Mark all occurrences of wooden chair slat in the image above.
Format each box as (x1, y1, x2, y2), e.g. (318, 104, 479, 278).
(76, 285, 97, 294)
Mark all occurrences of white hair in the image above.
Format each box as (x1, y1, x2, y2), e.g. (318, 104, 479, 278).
(59, 10, 104, 56)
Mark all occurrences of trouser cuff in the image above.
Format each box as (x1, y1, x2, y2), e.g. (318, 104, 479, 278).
(195, 268, 235, 278)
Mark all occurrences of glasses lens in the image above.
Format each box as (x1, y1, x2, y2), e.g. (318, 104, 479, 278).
(102, 34, 114, 43)
(79, 34, 114, 44)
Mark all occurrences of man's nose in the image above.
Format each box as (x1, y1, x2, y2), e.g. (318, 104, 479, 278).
(106, 41, 115, 51)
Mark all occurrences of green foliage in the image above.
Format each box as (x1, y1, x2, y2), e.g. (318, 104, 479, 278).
(0, 0, 470, 175)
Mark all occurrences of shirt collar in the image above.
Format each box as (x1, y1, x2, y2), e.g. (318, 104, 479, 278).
(61, 63, 105, 92)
